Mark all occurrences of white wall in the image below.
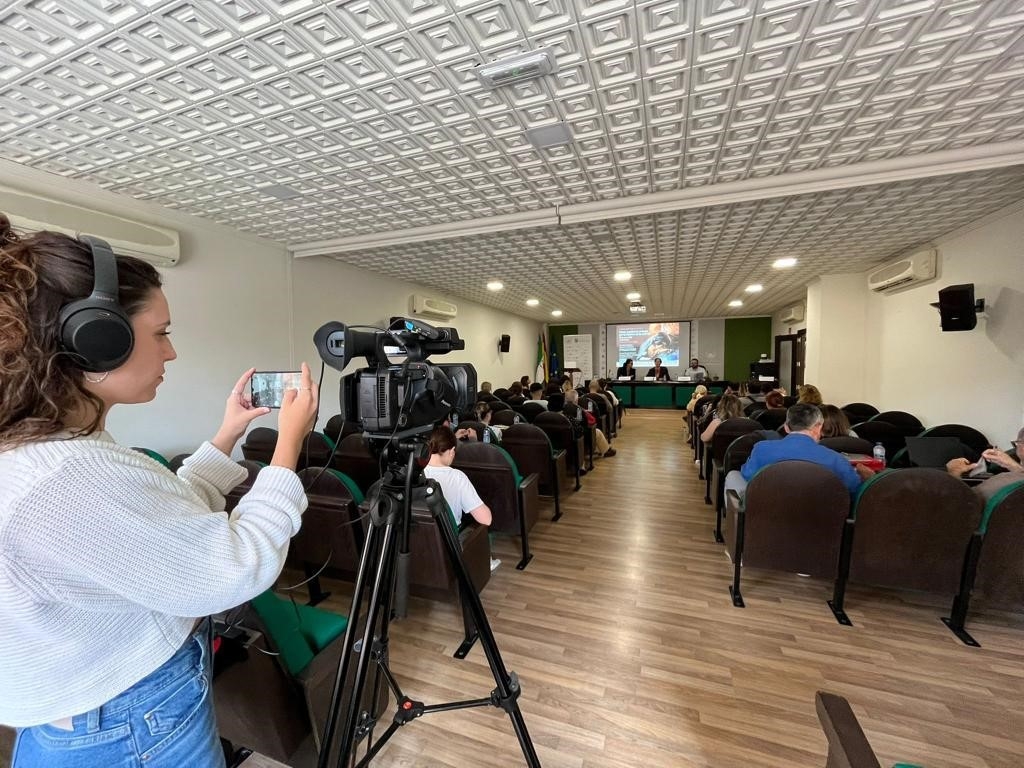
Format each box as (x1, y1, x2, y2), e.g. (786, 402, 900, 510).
(863, 202, 1024, 441)
(803, 274, 869, 407)
(289, 257, 542, 428)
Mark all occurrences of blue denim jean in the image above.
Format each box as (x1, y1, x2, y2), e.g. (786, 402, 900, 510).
(13, 618, 226, 768)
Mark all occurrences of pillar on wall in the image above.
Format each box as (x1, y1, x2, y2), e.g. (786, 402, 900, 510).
(803, 274, 869, 406)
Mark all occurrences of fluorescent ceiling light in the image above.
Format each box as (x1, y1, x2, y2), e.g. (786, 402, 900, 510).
(626, 291, 641, 300)
(745, 284, 763, 293)
(773, 258, 797, 269)
(526, 122, 574, 149)
(486, 281, 504, 291)
(551, 309, 563, 317)
(526, 298, 539, 307)
(729, 299, 744, 307)
(476, 48, 556, 89)
(613, 271, 631, 281)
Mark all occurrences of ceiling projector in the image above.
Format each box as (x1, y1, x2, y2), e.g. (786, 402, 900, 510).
(629, 302, 647, 314)
(476, 48, 556, 88)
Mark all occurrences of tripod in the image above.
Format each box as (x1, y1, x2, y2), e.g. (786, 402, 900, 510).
(316, 442, 543, 768)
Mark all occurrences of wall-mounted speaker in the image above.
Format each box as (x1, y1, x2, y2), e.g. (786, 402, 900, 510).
(932, 283, 982, 332)
(498, 334, 511, 353)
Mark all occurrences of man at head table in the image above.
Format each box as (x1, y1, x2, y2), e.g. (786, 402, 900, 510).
(682, 358, 708, 380)
(645, 357, 671, 381)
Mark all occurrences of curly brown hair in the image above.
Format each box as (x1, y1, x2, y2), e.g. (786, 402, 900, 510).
(0, 213, 162, 448)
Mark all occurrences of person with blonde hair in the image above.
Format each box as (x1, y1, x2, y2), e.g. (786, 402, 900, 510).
(797, 384, 823, 406)
(701, 394, 744, 444)
(0, 216, 318, 766)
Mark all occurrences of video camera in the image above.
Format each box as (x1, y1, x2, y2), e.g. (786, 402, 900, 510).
(314, 317, 476, 439)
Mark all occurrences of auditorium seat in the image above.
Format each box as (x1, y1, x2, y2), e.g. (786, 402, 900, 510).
(519, 401, 547, 423)
(297, 431, 335, 471)
(712, 431, 769, 542)
(492, 387, 510, 402)
(241, 426, 278, 465)
(291, 468, 365, 604)
(754, 407, 787, 432)
(945, 477, 1024, 646)
(705, 417, 761, 506)
(333, 433, 385, 497)
(847, 469, 982, 636)
(819, 437, 875, 456)
(724, 461, 852, 620)
(870, 410, 924, 434)
(131, 446, 171, 468)
(534, 411, 585, 490)
(918, 423, 989, 455)
(168, 452, 190, 472)
(500, 423, 569, 521)
(489, 400, 512, 413)
(491, 408, 523, 427)
(452, 442, 540, 570)
(323, 414, 361, 444)
(815, 691, 924, 768)
(850, 421, 906, 463)
(840, 402, 880, 423)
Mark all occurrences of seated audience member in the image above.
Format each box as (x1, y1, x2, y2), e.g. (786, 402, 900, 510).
(701, 394, 743, 444)
(797, 384, 823, 406)
(947, 426, 1024, 479)
(560, 376, 574, 394)
(566, 390, 616, 457)
(646, 357, 671, 381)
(616, 358, 636, 380)
(595, 379, 620, 407)
(519, 375, 531, 388)
(424, 426, 500, 571)
(820, 404, 857, 439)
(476, 381, 492, 398)
(682, 358, 708, 380)
(739, 381, 763, 409)
(725, 403, 874, 497)
(686, 385, 709, 413)
(506, 382, 526, 405)
(527, 383, 548, 408)
(763, 389, 785, 409)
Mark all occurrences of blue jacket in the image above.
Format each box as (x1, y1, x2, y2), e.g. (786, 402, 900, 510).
(740, 432, 862, 493)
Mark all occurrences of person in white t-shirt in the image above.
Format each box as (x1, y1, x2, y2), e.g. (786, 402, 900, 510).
(423, 426, 499, 571)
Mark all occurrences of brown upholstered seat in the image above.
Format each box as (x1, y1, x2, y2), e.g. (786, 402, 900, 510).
(945, 477, 1024, 645)
(918, 423, 990, 454)
(240, 426, 278, 465)
(871, 410, 924, 433)
(491, 408, 523, 427)
(501, 423, 569, 521)
(850, 420, 906, 461)
(753, 407, 787, 432)
(840, 402, 880, 423)
(519, 401, 547, 423)
(819, 437, 875, 456)
(848, 468, 982, 600)
(323, 414, 361, 444)
(711, 430, 769, 542)
(405, 499, 491, 603)
(534, 411, 585, 490)
(724, 461, 852, 616)
(298, 431, 335, 471)
(291, 468, 365, 604)
(332, 433, 385, 497)
(705, 417, 761, 505)
(452, 442, 540, 569)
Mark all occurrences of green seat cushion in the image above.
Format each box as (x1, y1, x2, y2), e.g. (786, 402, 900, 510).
(495, 445, 525, 486)
(134, 447, 170, 468)
(250, 590, 314, 675)
(977, 478, 1024, 534)
(294, 603, 349, 652)
(325, 468, 364, 504)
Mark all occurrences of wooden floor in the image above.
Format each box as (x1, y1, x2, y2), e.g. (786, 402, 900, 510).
(298, 410, 1024, 768)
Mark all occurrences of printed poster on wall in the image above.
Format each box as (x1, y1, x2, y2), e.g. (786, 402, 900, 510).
(562, 334, 593, 382)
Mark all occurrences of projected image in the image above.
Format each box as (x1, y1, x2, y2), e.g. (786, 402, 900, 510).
(616, 322, 681, 365)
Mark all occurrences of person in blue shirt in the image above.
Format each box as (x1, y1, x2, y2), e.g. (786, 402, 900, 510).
(725, 403, 874, 496)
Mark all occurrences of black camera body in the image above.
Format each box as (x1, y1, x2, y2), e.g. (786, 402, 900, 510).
(315, 317, 476, 439)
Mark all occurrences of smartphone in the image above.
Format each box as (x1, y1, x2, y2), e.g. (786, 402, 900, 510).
(250, 370, 302, 409)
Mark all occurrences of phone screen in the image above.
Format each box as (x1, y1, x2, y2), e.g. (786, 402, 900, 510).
(250, 370, 302, 409)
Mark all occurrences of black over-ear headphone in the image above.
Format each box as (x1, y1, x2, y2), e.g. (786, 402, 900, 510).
(58, 235, 134, 372)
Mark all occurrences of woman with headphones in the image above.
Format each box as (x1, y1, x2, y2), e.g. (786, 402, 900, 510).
(0, 216, 319, 767)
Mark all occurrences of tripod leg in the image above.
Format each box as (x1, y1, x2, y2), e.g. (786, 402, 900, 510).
(427, 486, 543, 767)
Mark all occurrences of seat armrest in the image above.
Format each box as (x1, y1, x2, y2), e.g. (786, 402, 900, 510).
(552, 448, 566, 461)
(519, 472, 539, 492)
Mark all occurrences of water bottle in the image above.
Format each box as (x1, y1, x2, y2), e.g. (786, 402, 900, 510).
(872, 442, 886, 467)
(450, 412, 458, 428)
(483, 428, 491, 444)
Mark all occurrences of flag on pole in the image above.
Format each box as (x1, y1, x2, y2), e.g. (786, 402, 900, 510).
(535, 332, 545, 384)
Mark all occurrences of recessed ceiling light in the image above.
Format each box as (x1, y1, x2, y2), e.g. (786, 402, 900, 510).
(745, 284, 763, 293)
(525, 122, 574, 149)
(728, 299, 744, 307)
(772, 258, 797, 269)
(486, 281, 504, 291)
(526, 298, 539, 307)
(551, 309, 563, 317)
(614, 271, 631, 281)
(626, 291, 641, 300)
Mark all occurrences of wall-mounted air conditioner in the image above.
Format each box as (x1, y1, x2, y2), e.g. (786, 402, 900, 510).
(780, 304, 804, 324)
(0, 186, 180, 267)
(410, 294, 457, 320)
(867, 249, 937, 294)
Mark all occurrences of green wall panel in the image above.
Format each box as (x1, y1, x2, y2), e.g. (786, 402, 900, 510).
(723, 317, 772, 382)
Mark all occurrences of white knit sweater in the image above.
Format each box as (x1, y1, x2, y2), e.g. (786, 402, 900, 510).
(0, 432, 307, 727)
